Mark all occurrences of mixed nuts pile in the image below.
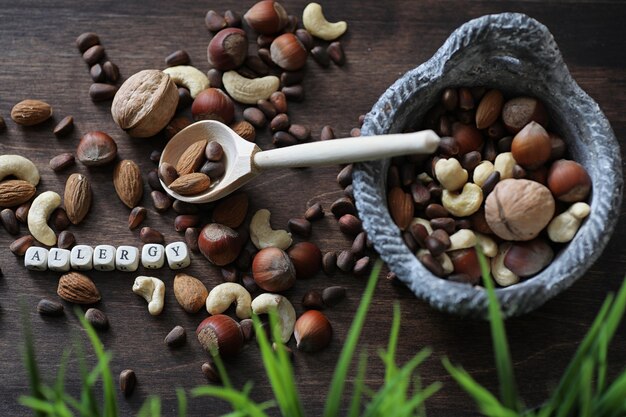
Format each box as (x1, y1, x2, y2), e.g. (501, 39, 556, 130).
(0, 0, 365, 396)
(0, 0, 593, 400)
(387, 87, 591, 286)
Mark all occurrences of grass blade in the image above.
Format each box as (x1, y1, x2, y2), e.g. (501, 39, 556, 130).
(347, 351, 369, 417)
(593, 368, 626, 416)
(268, 310, 304, 417)
(478, 249, 520, 411)
(578, 358, 593, 417)
(176, 388, 187, 417)
(192, 386, 271, 417)
(76, 308, 118, 417)
(20, 307, 45, 417)
(251, 313, 293, 416)
(384, 303, 401, 383)
(442, 357, 518, 417)
(550, 277, 626, 408)
(323, 259, 383, 417)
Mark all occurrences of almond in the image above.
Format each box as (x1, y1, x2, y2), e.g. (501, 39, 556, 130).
(212, 193, 249, 228)
(169, 173, 210, 196)
(173, 273, 209, 313)
(176, 139, 208, 176)
(388, 186, 413, 231)
(0, 180, 36, 207)
(11, 99, 53, 126)
(231, 120, 256, 142)
(475, 89, 504, 129)
(57, 272, 101, 304)
(113, 160, 143, 208)
(64, 173, 92, 224)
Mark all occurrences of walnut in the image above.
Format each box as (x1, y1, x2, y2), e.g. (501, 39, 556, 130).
(111, 69, 179, 138)
(484, 179, 555, 241)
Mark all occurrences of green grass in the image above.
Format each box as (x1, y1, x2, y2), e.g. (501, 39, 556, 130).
(443, 250, 626, 417)
(20, 256, 626, 416)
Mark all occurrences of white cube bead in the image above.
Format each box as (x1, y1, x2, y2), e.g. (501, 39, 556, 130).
(141, 244, 165, 269)
(116, 246, 139, 272)
(24, 247, 48, 271)
(93, 245, 116, 271)
(70, 245, 94, 270)
(48, 248, 71, 272)
(165, 242, 190, 269)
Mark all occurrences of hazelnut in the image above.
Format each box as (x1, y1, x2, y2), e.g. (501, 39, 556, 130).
(502, 97, 548, 134)
(287, 242, 322, 279)
(252, 247, 296, 292)
(76, 131, 118, 166)
(207, 28, 248, 70)
(196, 314, 243, 357)
(547, 159, 591, 202)
(448, 248, 481, 284)
(452, 122, 484, 155)
(191, 88, 235, 123)
(503, 238, 554, 277)
(549, 133, 567, 160)
(484, 179, 555, 241)
(243, 0, 289, 34)
(511, 122, 551, 169)
(294, 310, 332, 352)
(198, 223, 245, 266)
(270, 33, 307, 71)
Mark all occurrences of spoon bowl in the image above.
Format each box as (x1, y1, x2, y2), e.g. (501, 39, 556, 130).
(160, 120, 261, 203)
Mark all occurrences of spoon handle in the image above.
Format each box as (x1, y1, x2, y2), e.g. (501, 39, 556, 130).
(253, 130, 440, 169)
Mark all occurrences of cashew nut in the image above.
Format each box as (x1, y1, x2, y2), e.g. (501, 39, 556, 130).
(417, 172, 434, 183)
(410, 217, 433, 234)
(442, 183, 483, 217)
(547, 202, 591, 243)
(302, 2, 347, 41)
(28, 191, 61, 246)
(438, 252, 454, 275)
(473, 161, 495, 187)
(132, 276, 165, 316)
(0, 155, 40, 185)
(206, 282, 252, 319)
(250, 209, 292, 250)
(222, 71, 280, 104)
(475, 232, 497, 257)
(494, 152, 516, 180)
(251, 293, 296, 343)
(491, 243, 519, 287)
(163, 65, 210, 98)
(447, 229, 477, 251)
(435, 158, 468, 192)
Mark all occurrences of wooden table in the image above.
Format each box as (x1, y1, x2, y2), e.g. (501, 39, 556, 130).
(1, 1, 625, 415)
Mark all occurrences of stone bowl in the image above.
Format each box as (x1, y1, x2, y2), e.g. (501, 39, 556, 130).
(353, 13, 623, 318)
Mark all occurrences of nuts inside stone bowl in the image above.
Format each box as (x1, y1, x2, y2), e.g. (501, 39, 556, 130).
(353, 13, 622, 318)
(384, 89, 592, 288)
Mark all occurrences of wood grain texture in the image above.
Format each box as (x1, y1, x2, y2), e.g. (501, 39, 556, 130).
(0, 1, 625, 416)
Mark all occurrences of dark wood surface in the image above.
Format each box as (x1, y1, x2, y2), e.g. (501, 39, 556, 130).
(1, 1, 626, 415)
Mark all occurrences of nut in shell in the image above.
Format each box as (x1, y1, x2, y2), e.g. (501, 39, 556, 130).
(11, 99, 53, 126)
(173, 273, 209, 313)
(196, 314, 243, 357)
(113, 160, 143, 209)
(64, 173, 92, 225)
(485, 178, 555, 241)
(111, 69, 179, 138)
(294, 310, 332, 352)
(57, 272, 101, 304)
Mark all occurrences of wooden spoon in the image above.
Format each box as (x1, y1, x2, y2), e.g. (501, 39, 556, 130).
(160, 120, 440, 203)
